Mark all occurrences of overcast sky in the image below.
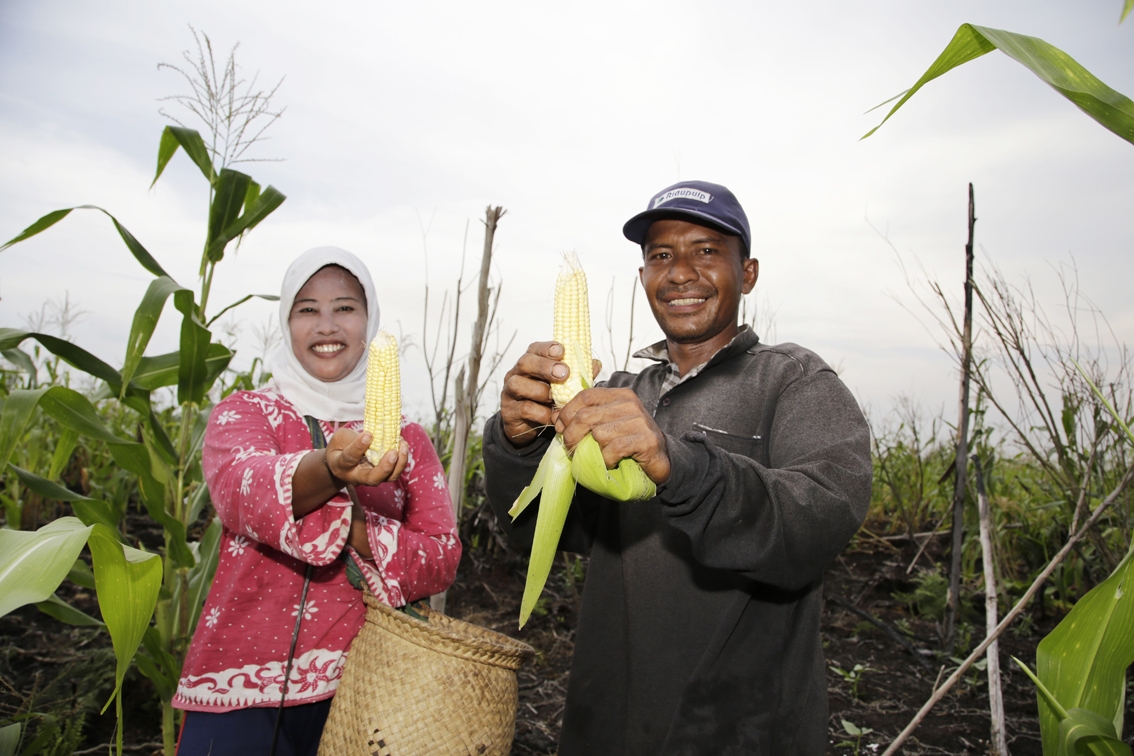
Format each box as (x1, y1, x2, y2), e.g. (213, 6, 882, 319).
(1, 1, 1131, 428)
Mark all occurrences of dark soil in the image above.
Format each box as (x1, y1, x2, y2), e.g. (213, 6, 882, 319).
(3, 512, 1130, 755)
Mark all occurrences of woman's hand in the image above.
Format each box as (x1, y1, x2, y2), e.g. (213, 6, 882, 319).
(325, 428, 409, 487)
(292, 428, 408, 519)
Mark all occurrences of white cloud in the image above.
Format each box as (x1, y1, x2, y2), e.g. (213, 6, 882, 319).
(1, 0, 1131, 429)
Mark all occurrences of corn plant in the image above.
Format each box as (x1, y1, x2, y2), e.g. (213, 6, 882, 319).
(0, 125, 284, 756)
(862, 18, 1134, 147)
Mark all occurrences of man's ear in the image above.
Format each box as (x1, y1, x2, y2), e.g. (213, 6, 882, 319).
(742, 258, 759, 294)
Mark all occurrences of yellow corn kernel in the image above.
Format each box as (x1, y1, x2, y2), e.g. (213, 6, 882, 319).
(550, 252, 592, 407)
(363, 330, 401, 465)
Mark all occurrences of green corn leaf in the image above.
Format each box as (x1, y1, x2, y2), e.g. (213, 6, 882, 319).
(152, 126, 215, 187)
(37, 386, 134, 446)
(1073, 360, 1134, 447)
(2, 347, 36, 377)
(131, 342, 233, 391)
(1060, 708, 1131, 756)
(204, 183, 286, 263)
(1122, 0, 1133, 24)
(1036, 544, 1134, 754)
(169, 288, 211, 403)
(0, 722, 20, 756)
(2, 205, 168, 276)
(8, 463, 117, 530)
(1014, 656, 1070, 719)
(35, 593, 105, 627)
(205, 293, 280, 328)
(0, 386, 50, 471)
(187, 519, 222, 637)
(67, 557, 96, 589)
(87, 524, 161, 731)
(120, 276, 192, 395)
(205, 169, 253, 264)
(136, 626, 180, 700)
(0, 208, 74, 251)
(516, 434, 576, 628)
(47, 425, 79, 480)
(145, 408, 179, 468)
(0, 328, 125, 390)
(0, 517, 93, 617)
(188, 477, 213, 525)
(862, 24, 1134, 146)
(104, 441, 194, 569)
(571, 434, 656, 502)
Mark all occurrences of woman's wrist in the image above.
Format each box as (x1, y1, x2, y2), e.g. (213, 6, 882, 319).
(322, 448, 346, 490)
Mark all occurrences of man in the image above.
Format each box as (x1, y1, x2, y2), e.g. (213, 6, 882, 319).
(483, 180, 872, 755)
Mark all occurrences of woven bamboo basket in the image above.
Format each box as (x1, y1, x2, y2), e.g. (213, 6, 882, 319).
(317, 593, 535, 756)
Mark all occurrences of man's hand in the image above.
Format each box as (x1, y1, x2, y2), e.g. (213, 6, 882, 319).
(500, 341, 601, 448)
(556, 388, 671, 485)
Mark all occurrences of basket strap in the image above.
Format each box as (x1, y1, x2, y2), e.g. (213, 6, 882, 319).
(269, 417, 325, 755)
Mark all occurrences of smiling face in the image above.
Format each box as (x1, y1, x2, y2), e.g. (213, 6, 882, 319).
(288, 264, 369, 383)
(638, 218, 758, 358)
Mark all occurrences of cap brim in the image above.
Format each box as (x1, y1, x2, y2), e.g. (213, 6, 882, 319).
(623, 208, 746, 248)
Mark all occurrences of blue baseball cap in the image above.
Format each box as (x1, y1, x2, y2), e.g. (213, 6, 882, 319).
(622, 180, 751, 257)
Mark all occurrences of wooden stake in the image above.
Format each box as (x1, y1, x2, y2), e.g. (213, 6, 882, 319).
(945, 183, 976, 652)
(973, 455, 1008, 755)
(432, 205, 506, 615)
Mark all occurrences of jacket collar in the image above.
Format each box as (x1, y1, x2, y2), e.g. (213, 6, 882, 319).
(633, 324, 760, 370)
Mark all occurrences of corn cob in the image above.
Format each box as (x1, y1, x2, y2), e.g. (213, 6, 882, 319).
(363, 330, 401, 466)
(509, 253, 655, 627)
(550, 253, 592, 407)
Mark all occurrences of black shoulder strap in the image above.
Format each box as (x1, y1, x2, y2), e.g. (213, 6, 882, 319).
(271, 417, 323, 755)
(304, 415, 327, 449)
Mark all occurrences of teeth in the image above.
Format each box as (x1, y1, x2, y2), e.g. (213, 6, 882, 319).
(313, 344, 345, 354)
(669, 298, 706, 306)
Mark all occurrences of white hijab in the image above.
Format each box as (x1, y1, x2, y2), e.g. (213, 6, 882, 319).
(267, 246, 380, 421)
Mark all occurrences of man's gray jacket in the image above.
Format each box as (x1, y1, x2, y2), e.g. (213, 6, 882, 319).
(483, 328, 872, 755)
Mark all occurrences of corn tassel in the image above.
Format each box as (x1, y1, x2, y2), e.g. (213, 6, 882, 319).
(363, 330, 401, 466)
(511, 253, 655, 628)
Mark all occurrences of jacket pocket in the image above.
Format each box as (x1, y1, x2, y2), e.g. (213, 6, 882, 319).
(692, 422, 763, 461)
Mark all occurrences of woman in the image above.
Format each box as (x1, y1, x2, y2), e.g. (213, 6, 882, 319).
(173, 247, 461, 756)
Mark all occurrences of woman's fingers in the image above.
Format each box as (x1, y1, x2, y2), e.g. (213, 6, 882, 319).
(328, 429, 408, 485)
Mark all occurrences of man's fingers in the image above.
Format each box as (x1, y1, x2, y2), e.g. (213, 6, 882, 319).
(514, 349, 569, 385)
(592, 358, 602, 381)
(527, 340, 564, 360)
(504, 373, 555, 406)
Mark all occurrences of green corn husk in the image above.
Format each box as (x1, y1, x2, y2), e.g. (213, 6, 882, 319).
(571, 434, 656, 503)
(510, 433, 655, 628)
(510, 434, 576, 627)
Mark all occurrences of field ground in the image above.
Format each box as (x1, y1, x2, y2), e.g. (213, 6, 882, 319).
(3, 519, 1131, 755)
